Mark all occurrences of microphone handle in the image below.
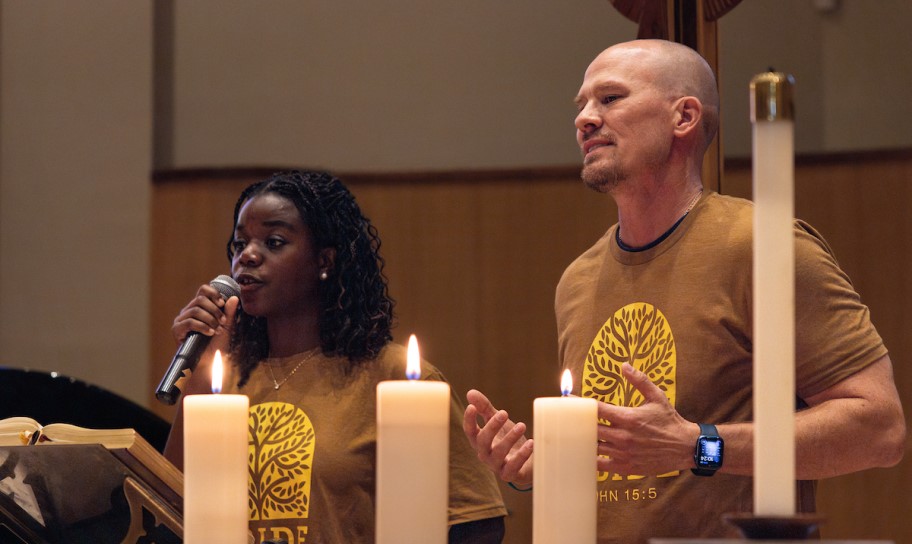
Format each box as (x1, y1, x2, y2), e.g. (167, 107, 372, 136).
(154, 332, 210, 405)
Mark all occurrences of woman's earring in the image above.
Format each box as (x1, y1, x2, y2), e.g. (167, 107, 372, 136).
(320, 270, 329, 281)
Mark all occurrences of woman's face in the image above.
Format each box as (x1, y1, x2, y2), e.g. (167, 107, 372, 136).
(230, 193, 327, 321)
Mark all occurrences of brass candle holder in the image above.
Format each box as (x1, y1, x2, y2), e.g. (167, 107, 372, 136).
(723, 512, 825, 540)
(750, 70, 795, 122)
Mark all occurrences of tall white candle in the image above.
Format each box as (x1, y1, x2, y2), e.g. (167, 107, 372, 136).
(376, 335, 450, 544)
(533, 369, 597, 544)
(184, 350, 250, 544)
(751, 72, 796, 516)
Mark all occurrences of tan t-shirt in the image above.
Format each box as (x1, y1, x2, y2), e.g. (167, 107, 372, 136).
(220, 343, 506, 544)
(554, 192, 886, 544)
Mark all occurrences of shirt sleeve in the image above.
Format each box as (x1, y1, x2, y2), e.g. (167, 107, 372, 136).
(793, 220, 888, 399)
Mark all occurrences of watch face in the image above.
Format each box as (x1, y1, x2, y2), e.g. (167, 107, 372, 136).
(697, 436, 724, 468)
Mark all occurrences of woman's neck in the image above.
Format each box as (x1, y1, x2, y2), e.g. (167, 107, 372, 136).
(266, 316, 321, 358)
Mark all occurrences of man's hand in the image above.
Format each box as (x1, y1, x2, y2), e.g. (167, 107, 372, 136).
(462, 389, 534, 487)
(596, 363, 698, 476)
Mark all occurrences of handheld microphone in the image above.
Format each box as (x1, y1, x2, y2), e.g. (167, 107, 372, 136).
(155, 275, 240, 405)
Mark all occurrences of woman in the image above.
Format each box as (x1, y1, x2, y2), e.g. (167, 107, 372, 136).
(164, 170, 506, 543)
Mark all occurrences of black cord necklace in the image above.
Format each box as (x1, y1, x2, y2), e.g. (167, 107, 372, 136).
(616, 190, 702, 253)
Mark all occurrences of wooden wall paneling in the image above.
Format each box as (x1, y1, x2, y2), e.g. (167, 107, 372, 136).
(791, 157, 911, 544)
(469, 178, 615, 542)
(152, 152, 910, 543)
(310, 172, 618, 422)
(149, 175, 258, 422)
(348, 173, 615, 544)
(347, 178, 488, 396)
(149, 169, 614, 544)
(722, 152, 912, 543)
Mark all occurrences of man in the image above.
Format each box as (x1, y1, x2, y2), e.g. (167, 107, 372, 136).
(463, 39, 905, 542)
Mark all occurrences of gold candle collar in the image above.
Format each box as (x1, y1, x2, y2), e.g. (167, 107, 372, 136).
(750, 72, 795, 122)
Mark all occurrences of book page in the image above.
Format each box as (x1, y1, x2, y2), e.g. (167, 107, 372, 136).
(41, 423, 136, 449)
(0, 417, 136, 449)
(0, 417, 41, 446)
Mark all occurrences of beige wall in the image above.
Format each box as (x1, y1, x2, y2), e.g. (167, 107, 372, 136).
(720, 0, 912, 155)
(166, 0, 633, 171)
(2, 0, 911, 409)
(719, 1, 827, 155)
(165, 0, 912, 170)
(819, 1, 912, 151)
(0, 1, 152, 405)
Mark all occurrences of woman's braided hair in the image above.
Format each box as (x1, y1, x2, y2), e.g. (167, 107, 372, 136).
(226, 170, 394, 385)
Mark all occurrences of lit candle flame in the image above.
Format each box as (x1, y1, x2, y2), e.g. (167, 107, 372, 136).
(406, 334, 421, 381)
(212, 350, 223, 394)
(560, 369, 573, 397)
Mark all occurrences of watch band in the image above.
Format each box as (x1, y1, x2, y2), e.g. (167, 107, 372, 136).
(691, 423, 722, 476)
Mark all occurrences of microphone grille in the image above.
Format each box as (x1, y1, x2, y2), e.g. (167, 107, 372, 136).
(210, 274, 241, 299)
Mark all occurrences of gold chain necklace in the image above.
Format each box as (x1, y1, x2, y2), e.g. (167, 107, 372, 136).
(266, 349, 319, 390)
(683, 188, 703, 216)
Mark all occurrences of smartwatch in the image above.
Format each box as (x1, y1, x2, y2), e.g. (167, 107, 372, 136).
(691, 423, 724, 476)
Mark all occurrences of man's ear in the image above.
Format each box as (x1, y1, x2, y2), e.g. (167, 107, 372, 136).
(673, 96, 703, 139)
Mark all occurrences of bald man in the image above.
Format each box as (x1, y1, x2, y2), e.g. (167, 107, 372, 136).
(463, 40, 905, 543)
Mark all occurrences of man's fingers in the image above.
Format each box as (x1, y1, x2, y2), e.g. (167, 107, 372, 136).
(597, 401, 623, 425)
(466, 389, 499, 420)
(489, 420, 525, 460)
(621, 363, 668, 404)
(463, 404, 481, 446)
(500, 438, 533, 483)
(475, 410, 509, 454)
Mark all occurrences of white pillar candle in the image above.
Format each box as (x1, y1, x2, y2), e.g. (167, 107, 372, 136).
(376, 335, 450, 544)
(533, 369, 597, 544)
(751, 72, 796, 517)
(184, 350, 250, 544)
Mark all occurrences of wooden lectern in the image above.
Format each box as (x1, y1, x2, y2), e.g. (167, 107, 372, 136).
(0, 437, 182, 543)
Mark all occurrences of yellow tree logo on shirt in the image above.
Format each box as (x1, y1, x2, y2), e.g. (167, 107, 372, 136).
(582, 302, 677, 481)
(248, 402, 314, 520)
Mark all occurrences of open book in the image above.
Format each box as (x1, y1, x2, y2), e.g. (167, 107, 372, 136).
(0, 416, 137, 448)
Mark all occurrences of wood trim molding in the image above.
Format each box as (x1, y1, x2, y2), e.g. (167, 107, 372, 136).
(724, 147, 912, 170)
(151, 147, 911, 185)
(151, 165, 583, 185)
